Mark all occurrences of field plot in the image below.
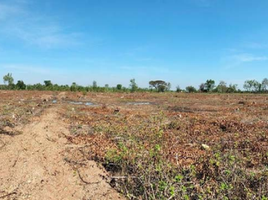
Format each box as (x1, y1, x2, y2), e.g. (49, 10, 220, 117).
(1, 91, 268, 199)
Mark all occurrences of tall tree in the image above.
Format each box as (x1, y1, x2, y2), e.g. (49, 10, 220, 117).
(176, 85, 182, 92)
(149, 80, 170, 92)
(105, 84, 109, 91)
(253, 80, 261, 92)
(3, 73, 14, 86)
(205, 79, 215, 92)
(16, 80, 26, 90)
(130, 79, 138, 92)
(244, 80, 260, 92)
(261, 78, 268, 92)
(199, 83, 206, 92)
(243, 80, 253, 91)
(167, 82, 171, 91)
(227, 84, 238, 93)
(44, 80, 52, 87)
(217, 81, 228, 93)
(70, 82, 78, 92)
(93, 81, 97, 88)
(116, 84, 122, 90)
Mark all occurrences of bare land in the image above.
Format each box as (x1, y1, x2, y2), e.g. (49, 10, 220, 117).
(0, 91, 124, 200)
(0, 91, 268, 199)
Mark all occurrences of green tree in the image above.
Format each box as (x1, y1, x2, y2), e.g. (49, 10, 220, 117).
(186, 86, 197, 93)
(261, 78, 268, 92)
(217, 81, 228, 93)
(149, 80, 170, 92)
(253, 80, 261, 92)
(16, 80, 26, 90)
(116, 84, 122, 90)
(44, 80, 52, 87)
(93, 81, 97, 88)
(244, 80, 260, 92)
(105, 84, 109, 91)
(70, 82, 78, 92)
(167, 82, 171, 91)
(130, 79, 138, 92)
(227, 84, 238, 93)
(176, 85, 182, 92)
(243, 80, 253, 91)
(199, 83, 206, 92)
(3, 73, 14, 86)
(204, 79, 215, 92)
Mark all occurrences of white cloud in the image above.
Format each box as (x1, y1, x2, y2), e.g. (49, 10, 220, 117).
(0, 63, 73, 85)
(0, 1, 82, 49)
(244, 42, 268, 49)
(0, 3, 24, 20)
(232, 54, 268, 62)
(223, 53, 268, 69)
(6, 24, 82, 48)
(0, 64, 52, 74)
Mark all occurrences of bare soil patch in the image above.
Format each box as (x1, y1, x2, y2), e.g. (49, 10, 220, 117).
(0, 104, 124, 200)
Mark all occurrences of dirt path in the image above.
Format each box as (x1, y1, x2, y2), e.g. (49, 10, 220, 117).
(0, 106, 124, 200)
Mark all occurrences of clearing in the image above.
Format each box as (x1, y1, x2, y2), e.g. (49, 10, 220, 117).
(0, 105, 124, 200)
(1, 91, 268, 199)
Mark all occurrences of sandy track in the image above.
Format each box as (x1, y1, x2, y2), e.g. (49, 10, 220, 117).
(0, 106, 123, 200)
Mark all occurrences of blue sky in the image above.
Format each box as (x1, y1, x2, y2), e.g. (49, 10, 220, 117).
(0, 0, 268, 89)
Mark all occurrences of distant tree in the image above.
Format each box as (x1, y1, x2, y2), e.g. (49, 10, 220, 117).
(217, 81, 228, 93)
(167, 82, 171, 91)
(116, 84, 122, 90)
(253, 80, 261, 92)
(199, 83, 206, 92)
(243, 80, 252, 92)
(70, 82, 78, 92)
(44, 80, 52, 87)
(31, 83, 44, 90)
(227, 84, 238, 93)
(149, 80, 170, 92)
(3, 73, 14, 86)
(261, 78, 268, 92)
(204, 79, 215, 92)
(93, 81, 97, 88)
(105, 84, 109, 91)
(176, 85, 182, 92)
(16, 80, 26, 90)
(186, 86, 197, 93)
(244, 80, 260, 92)
(130, 79, 138, 92)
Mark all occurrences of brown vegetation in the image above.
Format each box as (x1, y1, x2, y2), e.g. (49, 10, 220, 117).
(1, 91, 268, 199)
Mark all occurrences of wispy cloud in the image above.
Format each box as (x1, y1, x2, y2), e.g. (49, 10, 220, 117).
(232, 54, 268, 62)
(0, 0, 82, 49)
(244, 42, 268, 49)
(223, 53, 268, 69)
(0, 64, 52, 74)
(0, 3, 24, 20)
(0, 63, 73, 85)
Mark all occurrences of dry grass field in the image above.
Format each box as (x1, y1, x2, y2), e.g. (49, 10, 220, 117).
(1, 91, 268, 199)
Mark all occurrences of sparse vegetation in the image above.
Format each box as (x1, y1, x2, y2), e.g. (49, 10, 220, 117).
(58, 92, 268, 199)
(1, 76, 268, 199)
(2, 73, 268, 94)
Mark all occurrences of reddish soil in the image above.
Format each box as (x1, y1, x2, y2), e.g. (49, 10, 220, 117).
(0, 102, 124, 200)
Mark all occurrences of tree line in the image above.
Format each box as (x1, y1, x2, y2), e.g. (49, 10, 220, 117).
(1, 73, 268, 93)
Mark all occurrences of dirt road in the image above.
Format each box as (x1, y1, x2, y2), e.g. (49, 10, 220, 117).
(0, 106, 123, 200)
